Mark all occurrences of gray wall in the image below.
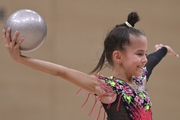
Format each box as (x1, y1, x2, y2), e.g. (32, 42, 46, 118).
(0, 0, 180, 120)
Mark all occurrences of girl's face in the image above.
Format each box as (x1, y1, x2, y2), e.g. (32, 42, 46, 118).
(121, 35, 148, 77)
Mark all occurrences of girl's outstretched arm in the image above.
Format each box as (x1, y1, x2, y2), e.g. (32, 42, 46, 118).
(2, 28, 104, 95)
(145, 44, 179, 81)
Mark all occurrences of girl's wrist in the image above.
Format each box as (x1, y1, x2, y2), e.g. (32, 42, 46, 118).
(16, 55, 27, 63)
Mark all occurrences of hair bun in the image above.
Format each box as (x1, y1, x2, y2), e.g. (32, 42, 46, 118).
(127, 12, 140, 27)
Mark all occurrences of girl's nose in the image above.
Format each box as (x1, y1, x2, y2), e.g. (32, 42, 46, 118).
(142, 56, 148, 64)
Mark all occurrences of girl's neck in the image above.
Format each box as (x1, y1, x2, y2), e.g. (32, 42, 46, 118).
(111, 67, 133, 84)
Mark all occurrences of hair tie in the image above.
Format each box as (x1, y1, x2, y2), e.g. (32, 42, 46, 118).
(125, 21, 132, 27)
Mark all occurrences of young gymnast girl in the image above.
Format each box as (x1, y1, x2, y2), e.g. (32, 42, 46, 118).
(2, 12, 179, 120)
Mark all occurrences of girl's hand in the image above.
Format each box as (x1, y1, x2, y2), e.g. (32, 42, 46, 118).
(155, 44, 179, 58)
(2, 27, 24, 62)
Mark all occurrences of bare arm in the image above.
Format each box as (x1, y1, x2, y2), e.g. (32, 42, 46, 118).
(2, 28, 104, 95)
(18, 56, 101, 93)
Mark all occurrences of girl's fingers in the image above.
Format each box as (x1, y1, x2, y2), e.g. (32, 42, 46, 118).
(166, 46, 179, 58)
(159, 44, 164, 47)
(5, 27, 11, 45)
(2, 28, 11, 49)
(155, 44, 161, 51)
(3, 27, 22, 50)
(171, 50, 179, 58)
(11, 31, 19, 45)
(2, 29, 6, 44)
(175, 54, 179, 57)
(2, 29, 5, 38)
(15, 37, 24, 49)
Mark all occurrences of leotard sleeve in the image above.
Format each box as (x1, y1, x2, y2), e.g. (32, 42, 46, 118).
(146, 47, 167, 81)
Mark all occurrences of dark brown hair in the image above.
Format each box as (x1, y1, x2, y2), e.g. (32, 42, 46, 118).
(91, 12, 145, 73)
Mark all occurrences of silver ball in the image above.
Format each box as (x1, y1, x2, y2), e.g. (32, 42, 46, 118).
(4, 9, 47, 52)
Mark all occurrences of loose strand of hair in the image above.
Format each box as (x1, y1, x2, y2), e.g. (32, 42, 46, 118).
(90, 50, 106, 74)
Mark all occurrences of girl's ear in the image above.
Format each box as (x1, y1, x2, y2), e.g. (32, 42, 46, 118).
(112, 50, 122, 64)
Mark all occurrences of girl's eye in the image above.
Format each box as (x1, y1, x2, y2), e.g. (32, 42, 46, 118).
(137, 53, 147, 56)
(137, 53, 143, 56)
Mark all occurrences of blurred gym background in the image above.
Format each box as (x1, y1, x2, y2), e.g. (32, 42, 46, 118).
(0, 0, 180, 120)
